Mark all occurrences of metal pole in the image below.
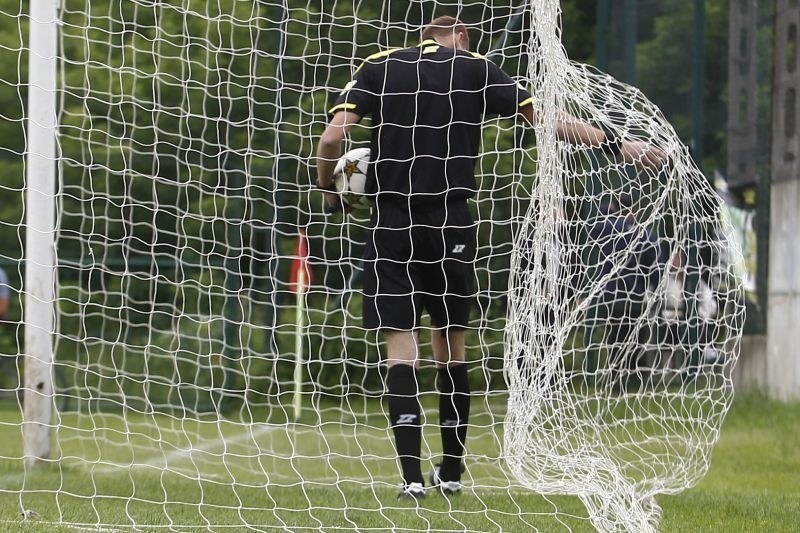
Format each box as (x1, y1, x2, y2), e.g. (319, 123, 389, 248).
(487, 2, 526, 63)
(24, 0, 59, 463)
(623, 0, 638, 84)
(292, 268, 306, 421)
(692, 0, 706, 166)
(596, 0, 610, 71)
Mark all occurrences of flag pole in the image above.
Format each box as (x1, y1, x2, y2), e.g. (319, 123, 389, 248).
(292, 267, 306, 422)
(291, 231, 310, 421)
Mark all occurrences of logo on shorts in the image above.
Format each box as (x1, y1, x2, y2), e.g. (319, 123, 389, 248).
(395, 414, 418, 425)
(452, 244, 466, 254)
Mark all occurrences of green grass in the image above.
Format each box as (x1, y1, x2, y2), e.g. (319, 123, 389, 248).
(0, 392, 797, 532)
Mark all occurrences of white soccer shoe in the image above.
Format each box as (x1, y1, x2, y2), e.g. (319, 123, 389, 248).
(398, 482, 426, 500)
(429, 463, 462, 496)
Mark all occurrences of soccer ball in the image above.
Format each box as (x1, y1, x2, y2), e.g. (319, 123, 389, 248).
(333, 147, 372, 210)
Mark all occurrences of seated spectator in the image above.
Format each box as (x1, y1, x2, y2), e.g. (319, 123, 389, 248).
(583, 194, 664, 387)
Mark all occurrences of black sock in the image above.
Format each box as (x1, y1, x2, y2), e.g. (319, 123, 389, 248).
(437, 363, 470, 482)
(386, 364, 423, 485)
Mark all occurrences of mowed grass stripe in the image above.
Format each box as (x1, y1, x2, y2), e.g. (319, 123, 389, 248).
(0, 393, 797, 531)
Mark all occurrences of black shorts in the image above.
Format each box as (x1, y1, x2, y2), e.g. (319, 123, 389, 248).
(362, 201, 477, 331)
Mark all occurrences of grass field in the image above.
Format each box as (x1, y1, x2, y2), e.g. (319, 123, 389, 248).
(0, 392, 797, 532)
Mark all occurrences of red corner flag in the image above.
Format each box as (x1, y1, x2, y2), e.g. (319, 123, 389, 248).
(289, 230, 312, 294)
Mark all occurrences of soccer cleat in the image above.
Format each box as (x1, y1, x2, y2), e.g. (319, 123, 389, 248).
(397, 482, 426, 500)
(429, 463, 463, 495)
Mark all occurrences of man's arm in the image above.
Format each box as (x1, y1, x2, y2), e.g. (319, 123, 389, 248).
(315, 110, 362, 207)
(517, 103, 664, 169)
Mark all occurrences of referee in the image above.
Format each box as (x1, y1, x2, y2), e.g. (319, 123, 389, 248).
(316, 16, 662, 499)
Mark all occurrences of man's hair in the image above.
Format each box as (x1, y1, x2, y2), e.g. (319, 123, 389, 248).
(421, 16, 469, 47)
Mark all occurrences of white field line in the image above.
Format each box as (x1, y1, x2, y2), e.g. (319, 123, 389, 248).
(0, 470, 30, 490)
(86, 422, 287, 475)
(4, 424, 557, 499)
(79, 422, 506, 479)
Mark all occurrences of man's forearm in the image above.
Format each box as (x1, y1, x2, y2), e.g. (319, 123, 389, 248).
(316, 137, 341, 189)
(315, 111, 361, 188)
(556, 115, 665, 167)
(554, 114, 605, 148)
(520, 105, 609, 149)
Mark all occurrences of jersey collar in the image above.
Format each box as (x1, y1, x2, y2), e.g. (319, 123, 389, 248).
(418, 39, 441, 47)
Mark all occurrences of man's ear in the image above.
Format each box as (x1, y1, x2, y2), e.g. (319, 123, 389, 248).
(456, 31, 467, 50)
(459, 30, 470, 50)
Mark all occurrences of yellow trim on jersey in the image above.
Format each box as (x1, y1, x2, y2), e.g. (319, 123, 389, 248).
(353, 38, 492, 76)
(518, 97, 533, 107)
(354, 47, 402, 73)
(353, 41, 445, 73)
(365, 47, 402, 62)
(328, 102, 357, 115)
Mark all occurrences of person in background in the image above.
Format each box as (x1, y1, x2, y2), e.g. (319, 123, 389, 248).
(583, 194, 664, 388)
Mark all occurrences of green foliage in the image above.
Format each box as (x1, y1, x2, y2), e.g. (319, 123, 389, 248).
(0, 3, 27, 276)
(635, 0, 730, 174)
(0, 1, 742, 404)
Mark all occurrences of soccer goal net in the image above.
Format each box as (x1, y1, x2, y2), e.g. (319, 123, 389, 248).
(2, 0, 744, 531)
(504, 2, 745, 531)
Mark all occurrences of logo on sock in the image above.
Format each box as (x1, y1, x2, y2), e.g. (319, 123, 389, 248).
(396, 414, 418, 425)
(442, 419, 459, 427)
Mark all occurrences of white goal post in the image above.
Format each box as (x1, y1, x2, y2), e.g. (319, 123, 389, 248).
(4, 1, 744, 531)
(22, 0, 58, 465)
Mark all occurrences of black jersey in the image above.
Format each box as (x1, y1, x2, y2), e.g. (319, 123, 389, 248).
(330, 40, 532, 207)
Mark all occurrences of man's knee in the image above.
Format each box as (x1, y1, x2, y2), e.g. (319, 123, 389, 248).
(384, 330, 419, 366)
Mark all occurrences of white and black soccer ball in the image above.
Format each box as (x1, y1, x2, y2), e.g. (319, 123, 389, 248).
(333, 147, 372, 210)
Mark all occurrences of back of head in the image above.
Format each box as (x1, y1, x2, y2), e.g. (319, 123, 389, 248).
(421, 16, 470, 50)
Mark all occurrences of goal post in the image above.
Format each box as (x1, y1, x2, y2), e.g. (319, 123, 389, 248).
(4, 1, 745, 531)
(22, 0, 58, 464)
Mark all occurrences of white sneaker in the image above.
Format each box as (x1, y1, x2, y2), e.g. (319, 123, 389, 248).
(440, 480, 462, 495)
(398, 482, 426, 500)
(429, 464, 462, 495)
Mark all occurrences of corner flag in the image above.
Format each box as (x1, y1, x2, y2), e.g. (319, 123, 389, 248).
(290, 230, 312, 293)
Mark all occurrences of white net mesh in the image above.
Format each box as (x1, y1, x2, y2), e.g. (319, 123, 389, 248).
(504, 2, 745, 532)
(0, 1, 744, 531)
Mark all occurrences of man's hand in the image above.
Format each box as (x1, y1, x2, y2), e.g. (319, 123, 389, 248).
(323, 190, 341, 211)
(552, 115, 667, 170)
(619, 139, 666, 169)
(315, 178, 343, 213)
